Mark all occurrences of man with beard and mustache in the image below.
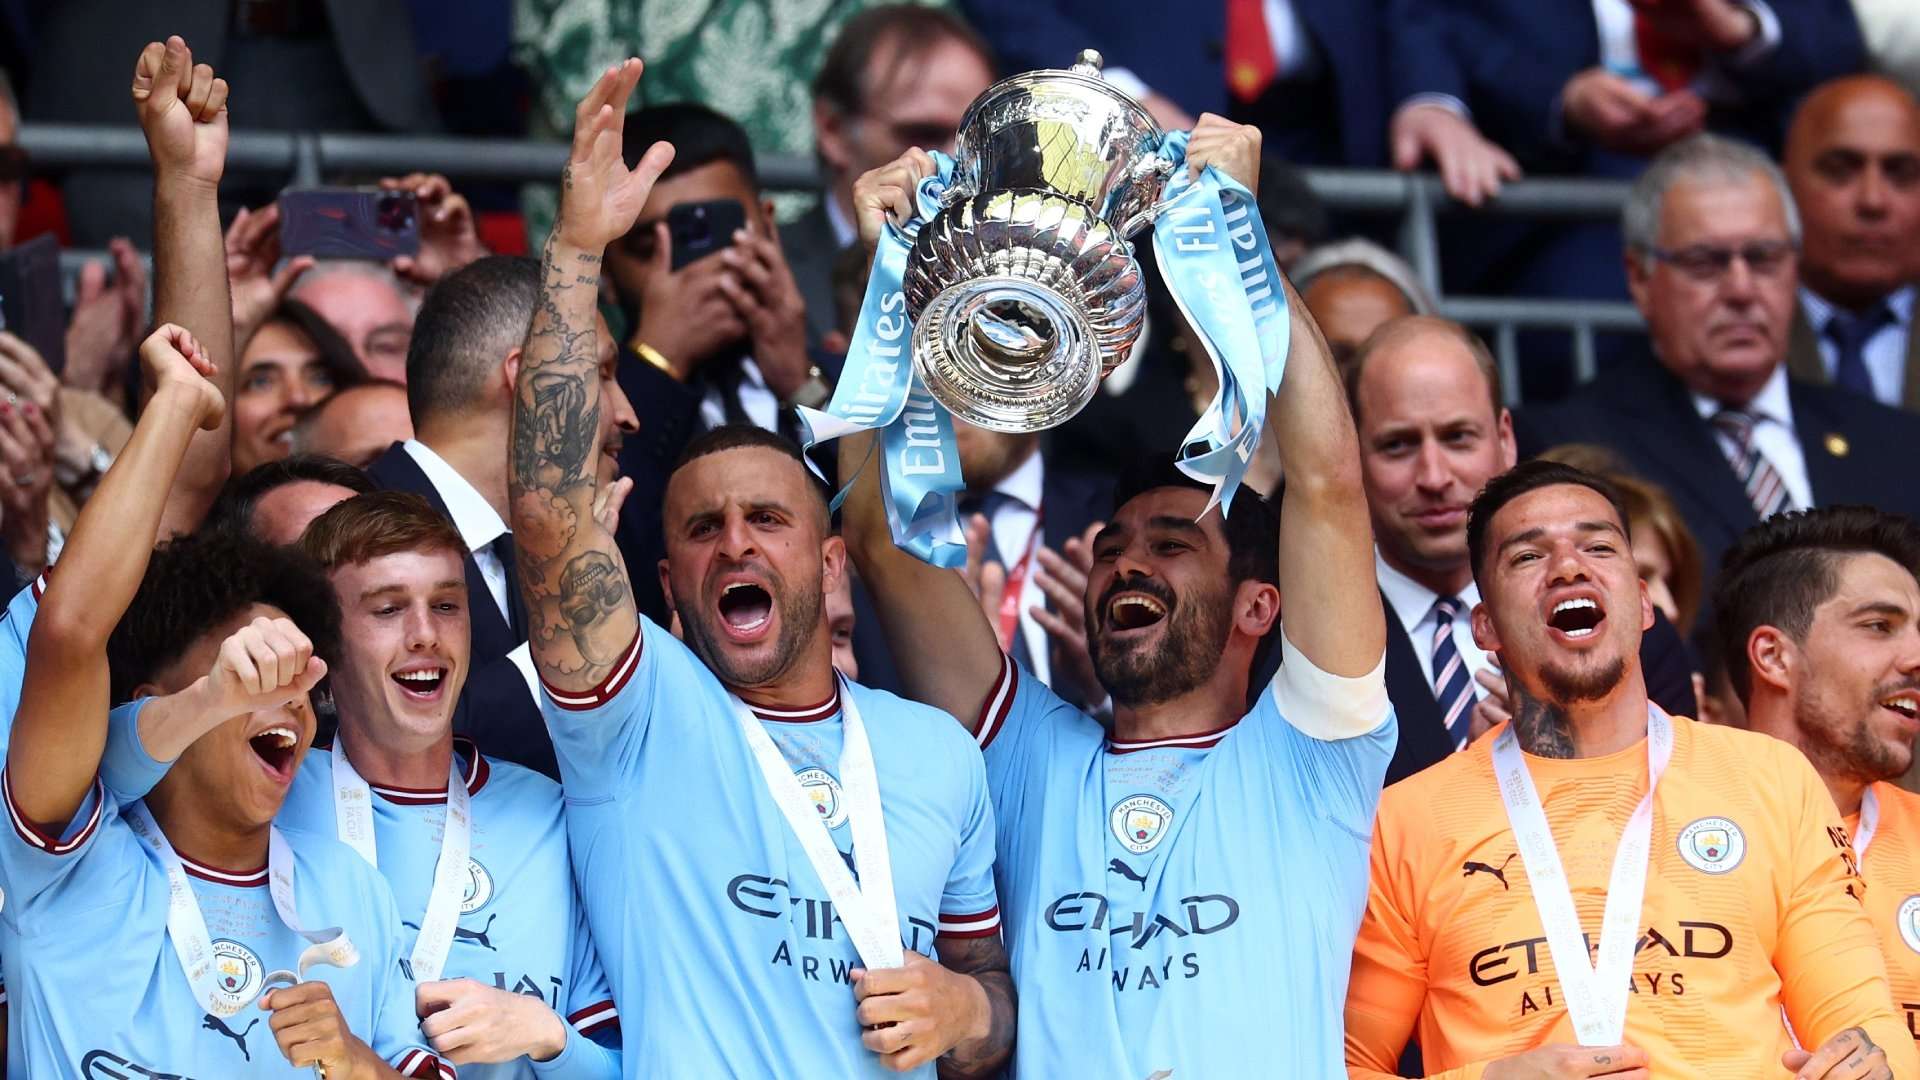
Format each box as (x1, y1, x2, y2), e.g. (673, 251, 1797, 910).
(505, 61, 1014, 1078)
(840, 120, 1397, 1078)
(1713, 506, 1920, 1052)
(1346, 461, 1915, 1079)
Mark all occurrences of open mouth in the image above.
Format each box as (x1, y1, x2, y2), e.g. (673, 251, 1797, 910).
(718, 581, 773, 635)
(1105, 591, 1169, 633)
(248, 726, 298, 781)
(1548, 597, 1605, 640)
(1881, 691, 1920, 723)
(391, 667, 447, 699)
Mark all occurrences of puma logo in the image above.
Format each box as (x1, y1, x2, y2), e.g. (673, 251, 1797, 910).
(202, 1014, 258, 1061)
(1145, 1070, 1173, 1079)
(1461, 853, 1517, 891)
(1107, 858, 1149, 889)
(403, 912, 499, 952)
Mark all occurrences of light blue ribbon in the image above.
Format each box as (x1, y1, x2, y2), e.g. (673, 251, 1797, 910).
(1151, 130, 1290, 516)
(795, 153, 969, 568)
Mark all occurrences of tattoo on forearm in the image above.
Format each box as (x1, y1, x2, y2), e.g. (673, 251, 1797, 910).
(937, 937, 1015, 1079)
(1510, 683, 1576, 759)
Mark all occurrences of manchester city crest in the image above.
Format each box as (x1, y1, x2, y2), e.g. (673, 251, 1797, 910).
(1899, 895, 1920, 954)
(1110, 794, 1175, 855)
(1676, 816, 1746, 875)
(461, 857, 494, 914)
(210, 938, 264, 1009)
(795, 767, 848, 828)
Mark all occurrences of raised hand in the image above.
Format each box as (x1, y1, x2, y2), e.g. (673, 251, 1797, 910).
(961, 513, 1009, 636)
(1185, 112, 1263, 190)
(555, 59, 676, 253)
(850, 148, 938, 253)
(197, 615, 327, 720)
(62, 238, 148, 394)
(717, 224, 812, 399)
(225, 205, 313, 346)
(1630, 0, 1760, 52)
(1030, 523, 1106, 709)
(138, 323, 225, 432)
(130, 36, 229, 191)
(383, 172, 491, 285)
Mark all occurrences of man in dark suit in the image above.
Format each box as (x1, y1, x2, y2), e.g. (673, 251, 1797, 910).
(1349, 314, 1696, 786)
(365, 255, 638, 779)
(793, 5, 995, 349)
(26, 0, 440, 245)
(1781, 75, 1920, 410)
(1516, 134, 1920, 623)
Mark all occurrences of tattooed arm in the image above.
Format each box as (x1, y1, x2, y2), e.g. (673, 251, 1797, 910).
(507, 60, 674, 693)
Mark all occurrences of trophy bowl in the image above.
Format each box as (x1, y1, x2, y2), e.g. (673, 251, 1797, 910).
(902, 49, 1165, 433)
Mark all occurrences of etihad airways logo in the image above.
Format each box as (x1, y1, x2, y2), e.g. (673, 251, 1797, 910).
(1044, 891, 1240, 949)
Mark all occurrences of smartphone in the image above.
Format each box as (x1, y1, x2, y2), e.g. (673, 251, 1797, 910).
(0, 234, 66, 373)
(279, 188, 421, 259)
(668, 198, 747, 271)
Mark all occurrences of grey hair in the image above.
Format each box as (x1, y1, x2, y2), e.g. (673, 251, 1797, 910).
(289, 259, 422, 316)
(1622, 133, 1802, 270)
(1290, 238, 1438, 315)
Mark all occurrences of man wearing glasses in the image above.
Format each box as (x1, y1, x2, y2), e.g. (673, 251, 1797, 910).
(1515, 133, 1920, 622)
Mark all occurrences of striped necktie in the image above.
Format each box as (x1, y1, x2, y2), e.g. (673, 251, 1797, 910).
(1711, 409, 1791, 520)
(1430, 596, 1475, 750)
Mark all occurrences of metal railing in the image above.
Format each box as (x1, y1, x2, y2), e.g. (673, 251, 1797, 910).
(19, 122, 1643, 403)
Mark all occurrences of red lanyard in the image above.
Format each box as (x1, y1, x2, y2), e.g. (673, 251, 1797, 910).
(994, 509, 1042, 652)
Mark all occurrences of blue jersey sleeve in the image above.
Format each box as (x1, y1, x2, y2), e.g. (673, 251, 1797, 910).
(555, 883, 621, 1062)
(1248, 631, 1395, 841)
(100, 698, 171, 803)
(936, 734, 1000, 944)
(537, 617, 711, 800)
(974, 654, 1100, 832)
(0, 767, 114, 918)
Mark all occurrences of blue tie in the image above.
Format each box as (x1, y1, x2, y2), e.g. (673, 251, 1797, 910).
(1824, 304, 1895, 399)
(1430, 596, 1476, 750)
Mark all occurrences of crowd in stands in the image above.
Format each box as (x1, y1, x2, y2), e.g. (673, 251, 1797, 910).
(0, 1, 1913, 1077)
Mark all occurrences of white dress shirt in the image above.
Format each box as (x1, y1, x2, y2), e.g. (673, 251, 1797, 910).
(402, 439, 513, 622)
(697, 357, 781, 433)
(981, 450, 1050, 686)
(1375, 552, 1496, 692)
(1691, 361, 1813, 511)
(1105, 0, 1321, 102)
(1800, 285, 1916, 408)
(1592, 0, 1782, 94)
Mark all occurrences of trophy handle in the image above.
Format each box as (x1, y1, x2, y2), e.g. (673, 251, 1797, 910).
(1118, 155, 1180, 236)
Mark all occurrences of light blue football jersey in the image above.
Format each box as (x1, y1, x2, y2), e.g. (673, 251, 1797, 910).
(973, 637, 1395, 1078)
(0, 779, 449, 1078)
(538, 617, 1000, 1079)
(274, 738, 621, 1077)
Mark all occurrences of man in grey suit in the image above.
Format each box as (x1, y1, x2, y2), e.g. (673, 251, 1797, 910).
(1781, 75, 1920, 409)
(29, 0, 440, 245)
(788, 5, 994, 348)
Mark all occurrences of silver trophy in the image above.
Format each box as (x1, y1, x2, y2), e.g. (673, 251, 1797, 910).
(903, 49, 1168, 433)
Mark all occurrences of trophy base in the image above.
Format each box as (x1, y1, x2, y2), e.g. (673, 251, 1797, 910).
(912, 275, 1101, 434)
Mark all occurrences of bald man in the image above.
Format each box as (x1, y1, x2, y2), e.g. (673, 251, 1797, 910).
(1783, 75, 1920, 410)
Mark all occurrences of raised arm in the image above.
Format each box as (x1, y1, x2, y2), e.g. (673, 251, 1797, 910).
(508, 60, 673, 693)
(1267, 271, 1385, 679)
(133, 37, 238, 539)
(8, 325, 223, 831)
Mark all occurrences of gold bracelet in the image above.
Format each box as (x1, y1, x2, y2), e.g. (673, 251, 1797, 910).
(632, 340, 680, 380)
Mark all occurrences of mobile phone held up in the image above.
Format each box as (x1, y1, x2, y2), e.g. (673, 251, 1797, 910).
(0, 234, 66, 374)
(668, 198, 747, 271)
(280, 188, 422, 260)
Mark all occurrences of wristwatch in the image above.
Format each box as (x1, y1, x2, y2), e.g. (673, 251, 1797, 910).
(787, 364, 832, 409)
(54, 442, 114, 490)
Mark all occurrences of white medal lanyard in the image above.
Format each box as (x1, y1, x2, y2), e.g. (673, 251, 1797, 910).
(331, 748, 472, 982)
(124, 802, 359, 1019)
(735, 679, 904, 969)
(1855, 786, 1880, 867)
(1491, 706, 1674, 1046)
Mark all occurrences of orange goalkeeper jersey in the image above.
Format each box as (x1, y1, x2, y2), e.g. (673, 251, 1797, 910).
(1345, 715, 1917, 1079)
(1851, 780, 1920, 1047)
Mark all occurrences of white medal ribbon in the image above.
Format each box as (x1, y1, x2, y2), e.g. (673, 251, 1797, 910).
(125, 801, 358, 1019)
(735, 680, 903, 970)
(330, 747, 472, 983)
(1491, 706, 1673, 1046)
(1855, 785, 1880, 866)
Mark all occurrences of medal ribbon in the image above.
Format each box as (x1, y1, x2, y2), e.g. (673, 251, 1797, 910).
(330, 748, 472, 982)
(1490, 706, 1673, 1046)
(734, 679, 904, 969)
(1856, 784, 1880, 866)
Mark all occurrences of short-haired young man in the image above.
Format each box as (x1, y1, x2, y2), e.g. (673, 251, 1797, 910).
(1346, 461, 1915, 1079)
(1715, 506, 1920, 1051)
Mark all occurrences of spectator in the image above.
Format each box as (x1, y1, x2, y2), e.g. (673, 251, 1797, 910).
(27, 0, 440, 246)
(368, 254, 637, 779)
(1516, 134, 1920, 618)
(827, 561, 860, 681)
(211, 454, 376, 547)
(1345, 316, 1695, 785)
(291, 381, 414, 468)
(1295, 238, 1437, 363)
(1382, 0, 1866, 348)
(1782, 76, 1920, 409)
(231, 299, 364, 477)
(793, 4, 994, 347)
(290, 262, 418, 383)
